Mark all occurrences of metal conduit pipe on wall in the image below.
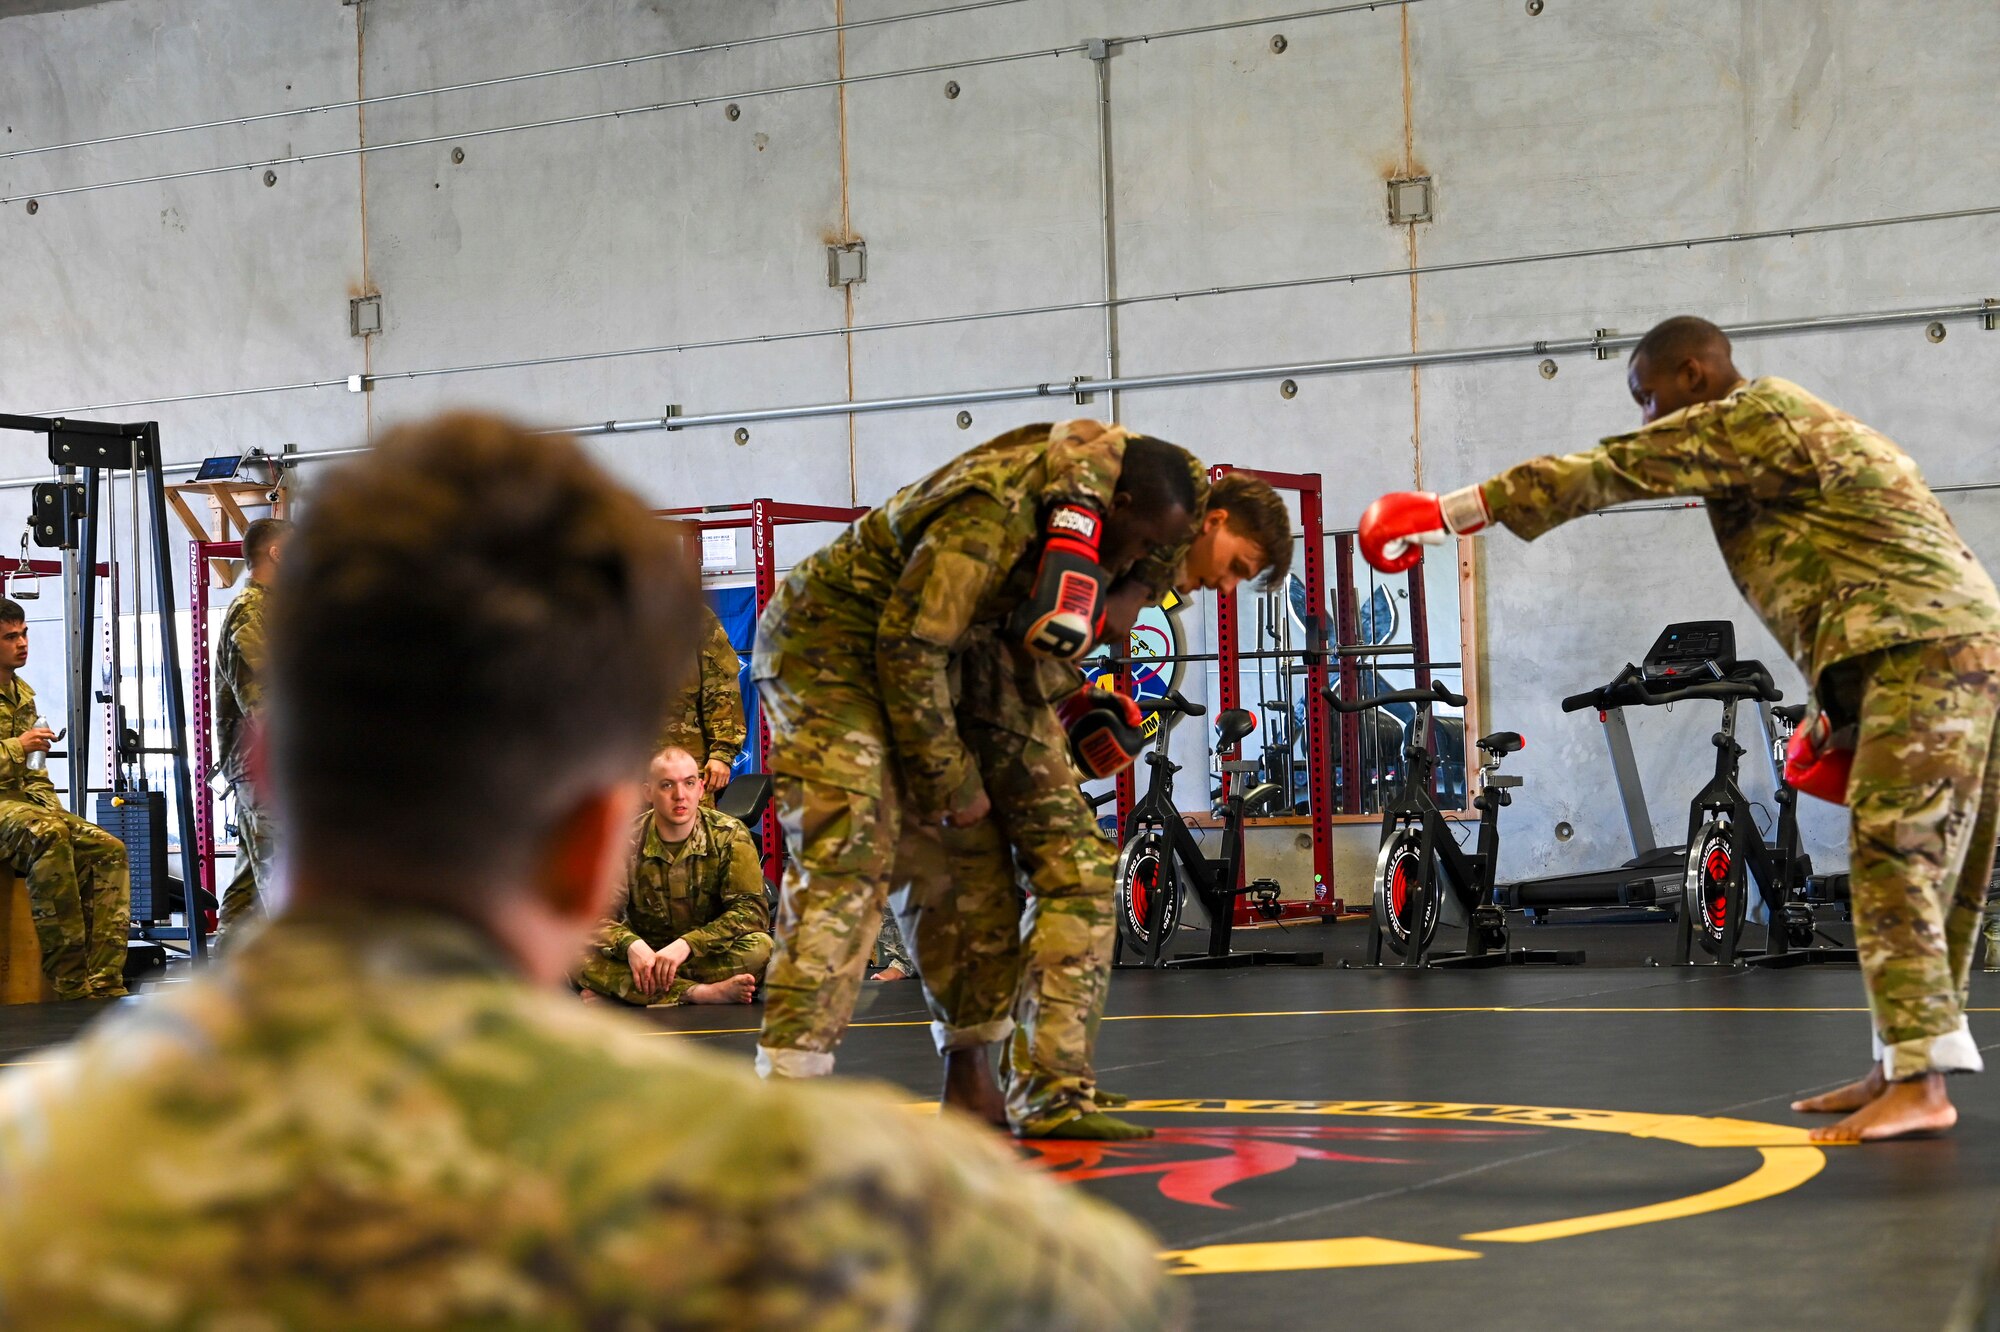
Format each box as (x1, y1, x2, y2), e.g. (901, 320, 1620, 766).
(33, 204, 2000, 420)
(5, 299, 1997, 495)
(553, 298, 2000, 435)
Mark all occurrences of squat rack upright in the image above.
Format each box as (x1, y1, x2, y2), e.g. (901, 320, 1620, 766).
(0, 413, 208, 962)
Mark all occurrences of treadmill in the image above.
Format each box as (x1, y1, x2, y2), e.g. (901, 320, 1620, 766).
(1497, 621, 1783, 917)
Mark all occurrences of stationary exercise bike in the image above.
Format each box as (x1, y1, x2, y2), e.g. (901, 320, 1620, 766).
(1327, 681, 1581, 968)
(1673, 693, 1854, 967)
(1112, 690, 1323, 969)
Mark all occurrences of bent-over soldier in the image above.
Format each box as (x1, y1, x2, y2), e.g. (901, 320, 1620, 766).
(753, 421, 1205, 1103)
(909, 470, 1294, 1140)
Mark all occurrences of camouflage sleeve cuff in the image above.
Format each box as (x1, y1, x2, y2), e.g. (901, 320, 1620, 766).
(601, 924, 640, 959)
(1476, 473, 1562, 542)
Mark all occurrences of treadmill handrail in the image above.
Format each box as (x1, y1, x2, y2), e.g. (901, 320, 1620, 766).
(1561, 662, 1780, 713)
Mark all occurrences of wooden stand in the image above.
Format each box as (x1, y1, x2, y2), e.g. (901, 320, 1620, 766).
(167, 478, 289, 589)
(0, 875, 52, 1004)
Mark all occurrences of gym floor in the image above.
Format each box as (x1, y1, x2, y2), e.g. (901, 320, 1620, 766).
(8, 918, 1998, 1330)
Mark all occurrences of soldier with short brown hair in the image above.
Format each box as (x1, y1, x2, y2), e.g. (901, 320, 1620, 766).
(0, 412, 1181, 1329)
(1359, 315, 2000, 1143)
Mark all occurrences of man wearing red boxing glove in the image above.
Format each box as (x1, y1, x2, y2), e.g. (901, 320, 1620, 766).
(898, 471, 1292, 1141)
(754, 422, 1205, 1088)
(1359, 315, 2000, 1143)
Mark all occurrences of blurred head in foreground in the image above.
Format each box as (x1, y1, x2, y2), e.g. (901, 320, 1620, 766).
(266, 411, 697, 980)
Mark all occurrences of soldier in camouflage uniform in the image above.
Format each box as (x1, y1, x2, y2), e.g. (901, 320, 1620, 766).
(1359, 315, 2000, 1143)
(578, 746, 772, 1006)
(0, 413, 1181, 1328)
(659, 602, 747, 796)
(214, 517, 290, 930)
(753, 421, 1205, 1087)
(909, 471, 1295, 1140)
(0, 600, 130, 1001)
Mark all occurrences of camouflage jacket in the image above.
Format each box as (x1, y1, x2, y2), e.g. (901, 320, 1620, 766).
(599, 806, 768, 959)
(0, 676, 59, 811)
(758, 421, 1204, 816)
(1481, 377, 2000, 683)
(0, 904, 1181, 1330)
(215, 580, 268, 786)
(657, 602, 746, 766)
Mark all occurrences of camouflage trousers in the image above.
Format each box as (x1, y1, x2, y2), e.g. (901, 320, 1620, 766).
(0, 799, 130, 1000)
(757, 769, 965, 1075)
(910, 712, 1119, 1134)
(222, 783, 278, 931)
(1829, 635, 2000, 1080)
(578, 930, 774, 1006)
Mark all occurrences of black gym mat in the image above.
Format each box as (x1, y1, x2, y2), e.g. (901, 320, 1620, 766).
(5, 940, 1993, 1330)
(652, 944, 2000, 1332)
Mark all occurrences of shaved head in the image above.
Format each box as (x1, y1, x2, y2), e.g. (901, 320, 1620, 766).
(1631, 316, 1731, 371)
(1626, 316, 1743, 425)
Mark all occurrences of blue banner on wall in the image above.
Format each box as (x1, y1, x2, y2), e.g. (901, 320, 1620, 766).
(709, 586, 760, 777)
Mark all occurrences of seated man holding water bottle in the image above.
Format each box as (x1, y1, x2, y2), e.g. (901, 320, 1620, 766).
(0, 598, 130, 1000)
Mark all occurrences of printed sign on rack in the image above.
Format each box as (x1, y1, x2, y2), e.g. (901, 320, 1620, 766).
(701, 530, 739, 573)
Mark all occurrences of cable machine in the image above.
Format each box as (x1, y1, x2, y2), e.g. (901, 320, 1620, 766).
(0, 413, 208, 963)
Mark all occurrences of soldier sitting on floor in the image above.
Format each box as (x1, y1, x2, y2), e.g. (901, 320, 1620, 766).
(579, 745, 773, 1006)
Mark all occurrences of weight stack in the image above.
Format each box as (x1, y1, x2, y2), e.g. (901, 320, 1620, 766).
(93, 791, 174, 924)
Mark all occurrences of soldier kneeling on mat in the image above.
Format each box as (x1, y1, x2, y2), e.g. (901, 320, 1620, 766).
(0, 598, 131, 1001)
(578, 745, 773, 1006)
(0, 412, 1178, 1328)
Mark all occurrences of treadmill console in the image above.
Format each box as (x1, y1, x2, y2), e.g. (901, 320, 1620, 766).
(1642, 620, 1735, 681)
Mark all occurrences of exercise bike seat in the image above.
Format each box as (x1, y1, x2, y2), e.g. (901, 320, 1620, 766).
(1477, 730, 1525, 757)
(1215, 708, 1257, 748)
(1773, 704, 1808, 726)
(715, 773, 773, 828)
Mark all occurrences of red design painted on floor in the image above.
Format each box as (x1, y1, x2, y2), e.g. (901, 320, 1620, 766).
(1020, 1123, 1539, 1210)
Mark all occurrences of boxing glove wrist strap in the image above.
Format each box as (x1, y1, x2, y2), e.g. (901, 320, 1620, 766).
(1439, 484, 1492, 536)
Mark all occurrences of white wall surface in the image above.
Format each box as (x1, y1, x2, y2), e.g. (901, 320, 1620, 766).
(4, 0, 1998, 887)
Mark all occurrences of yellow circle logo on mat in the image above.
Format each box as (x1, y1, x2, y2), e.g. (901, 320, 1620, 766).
(1057, 1098, 1831, 1275)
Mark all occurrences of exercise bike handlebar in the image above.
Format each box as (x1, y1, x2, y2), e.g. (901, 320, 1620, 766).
(1561, 662, 1782, 713)
(1322, 679, 1467, 714)
(1138, 690, 1206, 719)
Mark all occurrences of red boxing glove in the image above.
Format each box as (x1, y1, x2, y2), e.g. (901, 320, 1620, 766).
(1010, 501, 1109, 661)
(1358, 485, 1491, 574)
(1784, 712, 1855, 806)
(1059, 687, 1146, 779)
